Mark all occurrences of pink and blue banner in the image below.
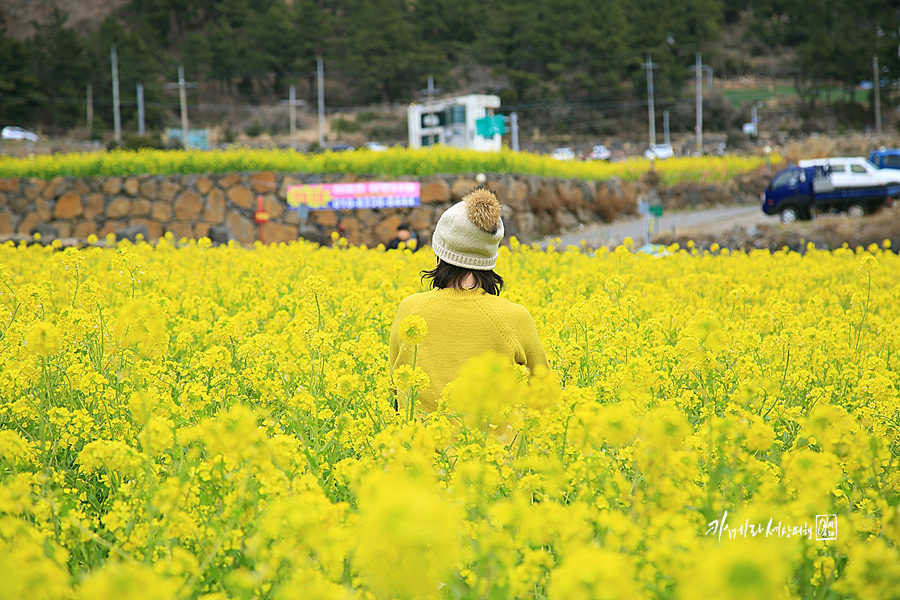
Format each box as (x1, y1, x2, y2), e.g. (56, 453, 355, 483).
(287, 182, 420, 211)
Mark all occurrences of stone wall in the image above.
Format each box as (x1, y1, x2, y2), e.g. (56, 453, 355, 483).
(0, 171, 738, 246)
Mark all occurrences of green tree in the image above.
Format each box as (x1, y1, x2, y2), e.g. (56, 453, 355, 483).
(625, 0, 723, 101)
(478, 0, 570, 101)
(0, 29, 38, 124)
(28, 8, 92, 127)
(247, 1, 317, 94)
(414, 0, 484, 60)
(205, 18, 255, 94)
(183, 0, 314, 99)
(750, 0, 899, 107)
(329, 0, 444, 103)
(554, 0, 632, 97)
(126, 0, 219, 47)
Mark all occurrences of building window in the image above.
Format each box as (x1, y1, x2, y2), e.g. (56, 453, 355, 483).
(450, 105, 466, 124)
(421, 112, 445, 128)
(421, 134, 439, 147)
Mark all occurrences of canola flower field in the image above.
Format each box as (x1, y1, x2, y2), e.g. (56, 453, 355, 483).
(1, 235, 899, 600)
(0, 146, 771, 185)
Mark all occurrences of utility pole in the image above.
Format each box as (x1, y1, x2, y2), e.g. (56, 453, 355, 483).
(417, 76, 442, 146)
(690, 53, 707, 154)
(641, 54, 659, 148)
(279, 85, 305, 150)
(317, 57, 325, 147)
(873, 54, 882, 135)
(165, 69, 197, 149)
(427, 75, 436, 141)
(289, 84, 297, 150)
(86, 84, 93, 132)
(178, 66, 189, 149)
(751, 101, 763, 137)
(137, 81, 145, 136)
(511, 112, 519, 152)
(111, 46, 122, 144)
(663, 110, 670, 146)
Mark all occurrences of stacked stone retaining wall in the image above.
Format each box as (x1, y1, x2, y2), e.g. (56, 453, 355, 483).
(0, 171, 749, 246)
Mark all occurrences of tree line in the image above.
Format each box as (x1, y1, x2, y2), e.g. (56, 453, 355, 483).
(0, 0, 896, 135)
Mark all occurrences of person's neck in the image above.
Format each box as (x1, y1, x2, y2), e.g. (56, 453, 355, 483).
(452, 273, 478, 289)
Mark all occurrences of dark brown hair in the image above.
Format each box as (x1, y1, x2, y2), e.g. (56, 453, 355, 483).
(421, 260, 504, 296)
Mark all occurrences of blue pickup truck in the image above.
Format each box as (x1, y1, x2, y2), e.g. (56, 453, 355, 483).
(869, 149, 900, 170)
(762, 165, 900, 224)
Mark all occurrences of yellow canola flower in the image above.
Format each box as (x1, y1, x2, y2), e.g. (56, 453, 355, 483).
(24, 321, 62, 356)
(138, 416, 175, 457)
(574, 401, 639, 448)
(77, 562, 180, 600)
(549, 546, 645, 600)
(398, 314, 428, 346)
(0, 525, 71, 600)
(0, 430, 37, 466)
(679, 538, 794, 600)
(743, 417, 776, 452)
(393, 364, 430, 392)
(0, 146, 771, 185)
(833, 537, 900, 600)
(444, 351, 522, 429)
(0, 227, 897, 600)
(355, 468, 462, 599)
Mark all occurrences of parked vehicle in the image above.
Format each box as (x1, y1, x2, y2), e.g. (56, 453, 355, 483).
(362, 142, 388, 151)
(550, 147, 575, 161)
(868, 148, 900, 170)
(796, 157, 900, 188)
(1, 126, 38, 141)
(585, 144, 611, 161)
(643, 144, 675, 160)
(762, 165, 900, 224)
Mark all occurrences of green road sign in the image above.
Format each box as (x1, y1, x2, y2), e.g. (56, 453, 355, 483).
(475, 115, 506, 137)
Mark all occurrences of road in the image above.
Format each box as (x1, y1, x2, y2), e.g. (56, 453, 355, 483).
(543, 205, 774, 248)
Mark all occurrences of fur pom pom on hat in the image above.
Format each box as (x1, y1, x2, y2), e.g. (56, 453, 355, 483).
(432, 187, 505, 270)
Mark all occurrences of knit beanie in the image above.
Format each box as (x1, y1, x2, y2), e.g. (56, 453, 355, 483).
(432, 187, 504, 270)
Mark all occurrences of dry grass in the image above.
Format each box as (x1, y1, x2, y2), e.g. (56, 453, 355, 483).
(2, 0, 126, 40)
(653, 204, 900, 252)
(591, 184, 634, 221)
(787, 205, 900, 249)
(783, 133, 900, 164)
(782, 137, 837, 163)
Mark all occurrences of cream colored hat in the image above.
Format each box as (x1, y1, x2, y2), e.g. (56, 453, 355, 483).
(432, 187, 504, 270)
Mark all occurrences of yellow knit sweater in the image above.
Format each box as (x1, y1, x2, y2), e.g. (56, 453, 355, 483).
(389, 287, 549, 413)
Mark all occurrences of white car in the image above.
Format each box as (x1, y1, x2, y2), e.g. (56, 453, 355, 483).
(1, 126, 39, 142)
(551, 147, 575, 161)
(644, 144, 675, 160)
(362, 142, 388, 151)
(797, 157, 900, 188)
(586, 144, 611, 161)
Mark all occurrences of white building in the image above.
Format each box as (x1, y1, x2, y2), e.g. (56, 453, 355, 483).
(407, 94, 502, 152)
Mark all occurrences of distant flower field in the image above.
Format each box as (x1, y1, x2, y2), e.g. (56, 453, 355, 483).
(0, 237, 897, 600)
(0, 147, 771, 185)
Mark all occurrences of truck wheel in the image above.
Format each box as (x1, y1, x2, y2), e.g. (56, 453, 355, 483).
(780, 206, 800, 224)
(847, 204, 866, 218)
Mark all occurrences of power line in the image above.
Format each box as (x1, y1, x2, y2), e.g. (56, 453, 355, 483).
(1, 88, 791, 115)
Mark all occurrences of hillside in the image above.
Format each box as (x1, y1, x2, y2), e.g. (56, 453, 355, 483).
(0, 0, 126, 40)
(0, 0, 895, 144)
